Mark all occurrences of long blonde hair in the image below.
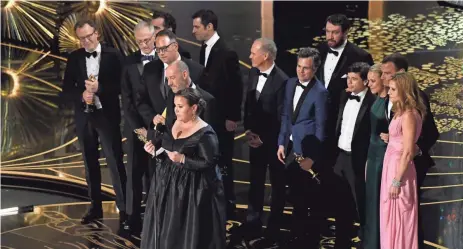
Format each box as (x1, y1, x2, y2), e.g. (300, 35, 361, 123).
(390, 72, 426, 119)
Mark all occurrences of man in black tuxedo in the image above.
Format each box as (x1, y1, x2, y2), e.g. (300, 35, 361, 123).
(164, 60, 216, 129)
(147, 29, 204, 137)
(380, 53, 439, 249)
(240, 38, 288, 245)
(332, 62, 376, 249)
(192, 9, 244, 218)
(61, 19, 126, 225)
(120, 20, 156, 233)
(316, 14, 374, 167)
(152, 10, 191, 59)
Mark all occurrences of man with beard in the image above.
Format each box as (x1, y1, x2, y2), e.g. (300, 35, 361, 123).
(316, 14, 374, 168)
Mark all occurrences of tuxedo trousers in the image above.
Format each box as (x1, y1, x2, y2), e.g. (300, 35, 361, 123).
(76, 111, 126, 212)
(247, 140, 286, 235)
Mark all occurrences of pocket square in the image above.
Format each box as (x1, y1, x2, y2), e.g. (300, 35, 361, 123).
(341, 74, 347, 78)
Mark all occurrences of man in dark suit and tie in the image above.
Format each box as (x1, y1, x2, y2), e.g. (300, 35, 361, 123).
(277, 47, 329, 248)
(238, 38, 288, 246)
(380, 53, 439, 249)
(332, 62, 376, 249)
(61, 18, 126, 225)
(120, 20, 156, 234)
(144, 29, 204, 137)
(192, 9, 244, 219)
(164, 60, 216, 130)
(316, 14, 374, 167)
(151, 10, 191, 59)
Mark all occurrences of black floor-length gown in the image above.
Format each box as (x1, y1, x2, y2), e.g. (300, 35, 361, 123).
(141, 125, 226, 249)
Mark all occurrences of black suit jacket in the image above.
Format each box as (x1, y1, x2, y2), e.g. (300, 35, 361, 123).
(336, 90, 376, 175)
(179, 46, 191, 59)
(121, 50, 147, 130)
(385, 90, 439, 168)
(165, 83, 217, 130)
(244, 65, 288, 145)
(61, 45, 124, 129)
(317, 41, 374, 144)
(136, 56, 204, 128)
(198, 37, 243, 122)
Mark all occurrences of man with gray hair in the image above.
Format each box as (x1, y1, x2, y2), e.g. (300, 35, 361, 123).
(277, 47, 329, 248)
(236, 38, 288, 246)
(120, 19, 157, 234)
(163, 60, 216, 130)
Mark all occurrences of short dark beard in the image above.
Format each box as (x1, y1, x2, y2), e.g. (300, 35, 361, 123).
(328, 37, 346, 49)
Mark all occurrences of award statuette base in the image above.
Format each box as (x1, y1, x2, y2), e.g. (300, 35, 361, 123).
(294, 153, 321, 184)
(134, 128, 155, 158)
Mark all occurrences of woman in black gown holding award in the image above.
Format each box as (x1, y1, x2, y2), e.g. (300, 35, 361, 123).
(141, 88, 226, 249)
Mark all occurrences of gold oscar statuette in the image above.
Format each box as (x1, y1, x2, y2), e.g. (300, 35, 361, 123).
(134, 128, 155, 158)
(294, 153, 321, 184)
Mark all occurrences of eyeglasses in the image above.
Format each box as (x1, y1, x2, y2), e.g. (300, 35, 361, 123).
(156, 42, 177, 54)
(77, 30, 96, 42)
(136, 34, 155, 46)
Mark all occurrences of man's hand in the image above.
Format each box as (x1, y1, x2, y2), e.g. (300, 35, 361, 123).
(225, 120, 237, 131)
(277, 145, 286, 164)
(380, 133, 389, 144)
(137, 127, 148, 138)
(85, 79, 99, 93)
(82, 90, 94, 103)
(144, 141, 155, 155)
(153, 115, 166, 126)
(248, 136, 263, 148)
(299, 157, 314, 172)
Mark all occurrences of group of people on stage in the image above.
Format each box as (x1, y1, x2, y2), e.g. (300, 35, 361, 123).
(61, 8, 439, 249)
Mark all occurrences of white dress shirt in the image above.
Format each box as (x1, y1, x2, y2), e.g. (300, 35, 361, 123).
(85, 43, 102, 109)
(387, 99, 393, 119)
(338, 87, 369, 152)
(256, 63, 275, 100)
(289, 79, 311, 141)
(204, 32, 220, 67)
(323, 39, 347, 88)
(141, 50, 156, 66)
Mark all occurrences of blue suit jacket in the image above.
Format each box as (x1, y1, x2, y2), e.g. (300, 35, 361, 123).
(278, 77, 329, 161)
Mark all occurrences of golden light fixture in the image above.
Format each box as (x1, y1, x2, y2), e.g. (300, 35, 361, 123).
(1, 1, 57, 47)
(1, 69, 20, 97)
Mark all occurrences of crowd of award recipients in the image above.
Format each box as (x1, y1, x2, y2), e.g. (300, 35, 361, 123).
(61, 8, 440, 249)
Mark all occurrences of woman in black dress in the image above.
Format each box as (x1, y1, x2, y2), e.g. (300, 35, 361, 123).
(141, 88, 226, 249)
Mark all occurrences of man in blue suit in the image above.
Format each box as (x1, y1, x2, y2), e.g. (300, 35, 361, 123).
(277, 47, 329, 248)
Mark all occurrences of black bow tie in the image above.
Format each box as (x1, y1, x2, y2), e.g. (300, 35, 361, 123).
(348, 95, 361, 102)
(296, 81, 307, 89)
(85, 51, 97, 58)
(141, 55, 155, 62)
(257, 71, 268, 78)
(327, 49, 339, 56)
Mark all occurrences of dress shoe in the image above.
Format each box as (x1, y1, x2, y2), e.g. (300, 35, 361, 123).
(119, 211, 127, 225)
(81, 209, 103, 224)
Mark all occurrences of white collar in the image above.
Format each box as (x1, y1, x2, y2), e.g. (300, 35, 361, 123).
(164, 54, 181, 69)
(86, 43, 101, 54)
(205, 32, 220, 48)
(351, 87, 368, 99)
(141, 49, 155, 56)
(260, 62, 275, 76)
(331, 39, 347, 52)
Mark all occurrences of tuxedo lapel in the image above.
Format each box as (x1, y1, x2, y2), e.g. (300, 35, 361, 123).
(384, 96, 392, 124)
(98, 47, 110, 81)
(292, 78, 316, 124)
(258, 68, 275, 101)
(336, 93, 348, 134)
(353, 91, 372, 138)
(205, 39, 221, 70)
(78, 50, 88, 79)
(328, 42, 350, 90)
